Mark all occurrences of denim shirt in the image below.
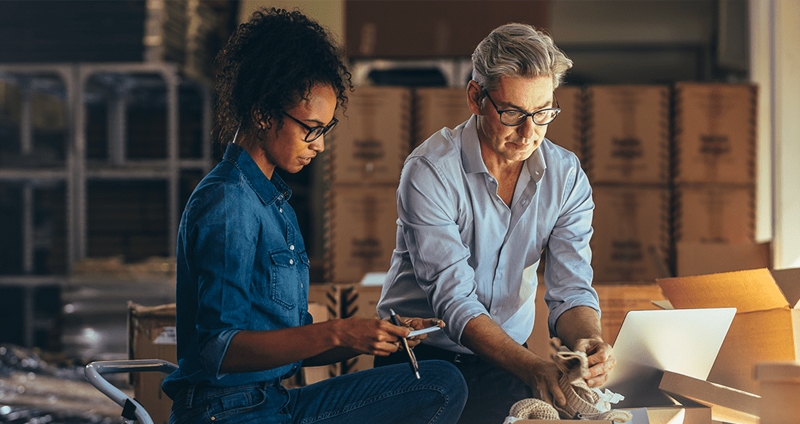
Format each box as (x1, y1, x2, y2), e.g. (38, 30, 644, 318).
(163, 143, 312, 399)
(377, 116, 600, 354)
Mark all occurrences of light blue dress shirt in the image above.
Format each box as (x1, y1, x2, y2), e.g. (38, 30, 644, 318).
(377, 116, 600, 354)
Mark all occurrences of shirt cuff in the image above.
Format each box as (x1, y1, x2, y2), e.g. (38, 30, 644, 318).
(548, 297, 601, 337)
(200, 328, 240, 380)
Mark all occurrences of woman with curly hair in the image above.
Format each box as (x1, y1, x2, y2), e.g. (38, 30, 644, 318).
(161, 8, 467, 424)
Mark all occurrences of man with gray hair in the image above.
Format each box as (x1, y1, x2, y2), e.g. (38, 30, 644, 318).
(375, 23, 614, 423)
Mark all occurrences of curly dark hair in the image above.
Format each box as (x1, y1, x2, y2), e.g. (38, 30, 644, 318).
(213, 8, 352, 145)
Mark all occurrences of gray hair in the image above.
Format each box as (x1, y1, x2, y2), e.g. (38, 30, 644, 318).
(471, 23, 573, 91)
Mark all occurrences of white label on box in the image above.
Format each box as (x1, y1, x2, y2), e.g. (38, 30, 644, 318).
(153, 326, 177, 345)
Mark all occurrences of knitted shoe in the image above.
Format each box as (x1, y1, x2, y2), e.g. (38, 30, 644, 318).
(508, 398, 560, 420)
(550, 346, 633, 422)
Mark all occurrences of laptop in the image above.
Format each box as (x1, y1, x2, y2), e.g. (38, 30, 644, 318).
(601, 307, 737, 408)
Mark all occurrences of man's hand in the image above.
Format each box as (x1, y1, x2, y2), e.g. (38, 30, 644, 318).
(394, 315, 446, 348)
(573, 336, 615, 387)
(521, 356, 567, 407)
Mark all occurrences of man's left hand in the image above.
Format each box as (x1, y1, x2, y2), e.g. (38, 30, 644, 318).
(573, 337, 615, 387)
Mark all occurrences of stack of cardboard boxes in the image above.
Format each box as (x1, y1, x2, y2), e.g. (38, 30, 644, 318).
(671, 82, 765, 276)
(584, 84, 671, 283)
(324, 86, 411, 283)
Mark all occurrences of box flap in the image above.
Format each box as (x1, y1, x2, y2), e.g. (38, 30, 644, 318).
(657, 268, 788, 313)
(754, 361, 800, 383)
(771, 267, 800, 308)
(676, 242, 770, 277)
(651, 299, 673, 310)
(659, 371, 759, 424)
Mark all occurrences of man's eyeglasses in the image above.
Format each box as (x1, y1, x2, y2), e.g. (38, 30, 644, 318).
(283, 111, 338, 142)
(482, 88, 560, 126)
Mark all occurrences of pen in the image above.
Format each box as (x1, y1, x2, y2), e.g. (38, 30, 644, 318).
(390, 308, 420, 379)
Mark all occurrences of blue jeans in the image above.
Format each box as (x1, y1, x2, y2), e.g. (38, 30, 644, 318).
(375, 344, 533, 424)
(169, 360, 467, 424)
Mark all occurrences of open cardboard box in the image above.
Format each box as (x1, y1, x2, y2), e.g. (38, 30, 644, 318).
(659, 370, 759, 424)
(656, 268, 800, 395)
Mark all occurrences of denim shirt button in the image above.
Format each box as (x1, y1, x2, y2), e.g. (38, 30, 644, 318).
(289, 244, 295, 251)
(289, 259, 294, 265)
(279, 207, 283, 213)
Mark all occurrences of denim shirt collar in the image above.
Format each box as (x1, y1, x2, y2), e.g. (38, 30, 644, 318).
(222, 143, 292, 205)
(460, 115, 547, 184)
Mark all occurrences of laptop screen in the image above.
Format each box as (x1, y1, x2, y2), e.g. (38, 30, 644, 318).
(601, 307, 737, 408)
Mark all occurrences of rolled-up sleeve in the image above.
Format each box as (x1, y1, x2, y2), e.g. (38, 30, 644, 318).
(191, 185, 256, 379)
(398, 157, 488, 344)
(544, 162, 600, 336)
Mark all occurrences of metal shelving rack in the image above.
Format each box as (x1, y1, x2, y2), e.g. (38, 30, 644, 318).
(0, 62, 212, 349)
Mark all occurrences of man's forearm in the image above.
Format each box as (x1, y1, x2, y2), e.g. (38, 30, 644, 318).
(554, 306, 603, 350)
(460, 314, 546, 379)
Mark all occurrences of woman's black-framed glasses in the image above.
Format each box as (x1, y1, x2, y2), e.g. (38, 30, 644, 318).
(482, 88, 560, 126)
(283, 112, 338, 142)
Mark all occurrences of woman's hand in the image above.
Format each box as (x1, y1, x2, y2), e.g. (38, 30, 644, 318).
(396, 315, 445, 348)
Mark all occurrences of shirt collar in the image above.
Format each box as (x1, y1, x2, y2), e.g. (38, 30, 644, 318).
(223, 143, 292, 205)
(461, 115, 547, 183)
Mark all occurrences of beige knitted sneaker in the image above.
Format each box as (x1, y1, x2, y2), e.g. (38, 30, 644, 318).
(550, 346, 632, 422)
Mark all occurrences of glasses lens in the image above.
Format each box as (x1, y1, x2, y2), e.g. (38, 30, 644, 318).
(500, 111, 527, 126)
(306, 127, 324, 142)
(533, 109, 559, 125)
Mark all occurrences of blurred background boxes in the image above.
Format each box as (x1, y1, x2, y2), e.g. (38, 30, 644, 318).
(413, 87, 472, 150)
(128, 302, 176, 424)
(338, 283, 383, 374)
(672, 82, 757, 185)
(590, 184, 670, 283)
(546, 85, 583, 161)
(327, 86, 411, 185)
(673, 183, 755, 244)
(324, 183, 398, 283)
(584, 85, 669, 184)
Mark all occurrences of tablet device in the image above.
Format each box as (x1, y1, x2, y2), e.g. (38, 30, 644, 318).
(408, 326, 442, 338)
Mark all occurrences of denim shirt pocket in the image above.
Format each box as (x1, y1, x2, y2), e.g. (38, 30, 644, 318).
(268, 249, 308, 310)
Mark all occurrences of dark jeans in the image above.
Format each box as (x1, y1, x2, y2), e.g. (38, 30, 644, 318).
(375, 344, 533, 424)
(169, 360, 467, 424)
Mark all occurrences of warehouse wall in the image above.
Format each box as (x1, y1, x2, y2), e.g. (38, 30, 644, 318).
(752, 0, 800, 268)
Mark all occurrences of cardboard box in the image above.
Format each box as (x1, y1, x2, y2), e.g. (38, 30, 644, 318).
(546, 85, 584, 161)
(298, 284, 342, 386)
(585, 85, 670, 184)
(128, 302, 177, 424)
(659, 370, 759, 424)
(345, 1, 549, 58)
(623, 406, 713, 424)
(339, 283, 384, 374)
(657, 268, 800, 394)
(324, 185, 398, 283)
(673, 83, 757, 184)
(414, 87, 472, 149)
(676, 242, 770, 277)
(673, 184, 755, 244)
(327, 86, 411, 185)
(754, 361, 800, 424)
(590, 185, 670, 283)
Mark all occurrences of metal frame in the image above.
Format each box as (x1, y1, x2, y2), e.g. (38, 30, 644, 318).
(84, 359, 178, 424)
